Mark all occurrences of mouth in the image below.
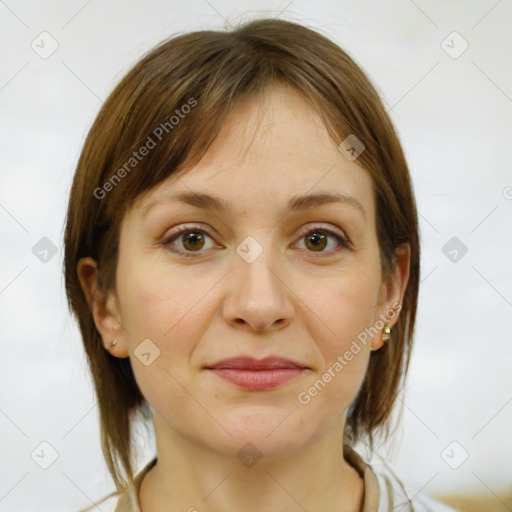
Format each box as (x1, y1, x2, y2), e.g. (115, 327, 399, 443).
(204, 356, 310, 391)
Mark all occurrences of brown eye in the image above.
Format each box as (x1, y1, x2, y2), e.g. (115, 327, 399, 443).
(163, 227, 217, 257)
(304, 232, 328, 252)
(181, 232, 206, 251)
(163, 225, 350, 258)
(297, 227, 350, 255)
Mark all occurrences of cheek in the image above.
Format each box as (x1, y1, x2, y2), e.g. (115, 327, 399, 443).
(115, 269, 208, 419)
(304, 264, 380, 403)
(318, 265, 381, 349)
(117, 253, 208, 342)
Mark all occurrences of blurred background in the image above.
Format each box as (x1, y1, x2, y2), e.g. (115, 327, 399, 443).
(0, 1, 511, 511)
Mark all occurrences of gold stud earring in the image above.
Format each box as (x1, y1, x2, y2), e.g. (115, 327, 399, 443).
(381, 323, 392, 343)
(109, 340, 118, 349)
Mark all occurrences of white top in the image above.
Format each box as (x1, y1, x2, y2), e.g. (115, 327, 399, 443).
(79, 446, 459, 512)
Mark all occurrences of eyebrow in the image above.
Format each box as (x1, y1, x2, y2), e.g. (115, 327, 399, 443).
(142, 190, 366, 221)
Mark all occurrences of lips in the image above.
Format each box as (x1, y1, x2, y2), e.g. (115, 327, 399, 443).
(204, 356, 309, 371)
(204, 356, 310, 391)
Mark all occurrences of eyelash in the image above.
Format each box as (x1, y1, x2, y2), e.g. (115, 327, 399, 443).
(162, 224, 351, 258)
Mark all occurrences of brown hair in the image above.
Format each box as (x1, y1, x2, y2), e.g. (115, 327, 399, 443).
(64, 17, 419, 494)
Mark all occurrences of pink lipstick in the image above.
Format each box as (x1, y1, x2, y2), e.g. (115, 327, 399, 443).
(204, 356, 309, 391)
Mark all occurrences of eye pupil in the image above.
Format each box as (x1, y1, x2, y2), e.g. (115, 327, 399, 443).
(305, 232, 327, 252)
(183, 232, 205, 251)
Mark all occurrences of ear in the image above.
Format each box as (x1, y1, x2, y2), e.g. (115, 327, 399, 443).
(371, 243, 411, 351)
(76, 257, 129, 358)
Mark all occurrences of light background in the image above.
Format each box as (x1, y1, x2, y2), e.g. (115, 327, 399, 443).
(0, 1, 511, 511)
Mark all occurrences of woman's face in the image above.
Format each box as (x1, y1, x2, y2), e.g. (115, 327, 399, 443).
(81, 85, 408, 459)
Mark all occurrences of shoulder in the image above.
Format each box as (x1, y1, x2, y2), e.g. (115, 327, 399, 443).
(76, 492, 120, 512)
(76, 457, 157, 512)
(370, 459, 459, 512)
(344, 444, 459, 512)
(75, 485, 139, 512)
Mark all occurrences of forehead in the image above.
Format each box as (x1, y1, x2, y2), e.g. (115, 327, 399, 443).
(130, 85, 375, 222)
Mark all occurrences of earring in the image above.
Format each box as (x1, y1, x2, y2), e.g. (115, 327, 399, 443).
(109, 340, 118, 349)
(381, 323, 392, 343)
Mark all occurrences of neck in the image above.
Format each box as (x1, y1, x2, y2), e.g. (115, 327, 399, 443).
(139, 413, 364, 512)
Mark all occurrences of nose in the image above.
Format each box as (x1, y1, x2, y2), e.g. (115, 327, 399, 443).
(222, 243, 294, 333)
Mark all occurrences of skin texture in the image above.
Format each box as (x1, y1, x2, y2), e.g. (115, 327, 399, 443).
(78, 84, 410, 512)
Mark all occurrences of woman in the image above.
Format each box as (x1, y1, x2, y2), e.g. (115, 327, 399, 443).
(64, 17, 458, 512)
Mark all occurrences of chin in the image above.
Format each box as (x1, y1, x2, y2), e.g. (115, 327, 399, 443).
(211, 406, 315, 460)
